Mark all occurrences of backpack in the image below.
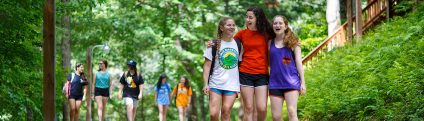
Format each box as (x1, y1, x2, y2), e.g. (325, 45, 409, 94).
(62, 73, 75, 98)
(208, 39, 242, 83)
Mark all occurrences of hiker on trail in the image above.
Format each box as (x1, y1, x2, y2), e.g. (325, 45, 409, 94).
(91, 60, 112, 121)
(118, 60, 144, 121)
(268, 15, 306, 121)
(171, 76, 192, 121)
(233, 7, 275, 121)
(65, 63, 88, 121)
(155, 74, 172, 121)
(203, 17, 241, 121)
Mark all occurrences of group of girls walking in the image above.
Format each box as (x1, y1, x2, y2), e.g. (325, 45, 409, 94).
(203, 7, 306, 121)
(64, 60, 192, 121)
(63, 6, 305, 121)
(154, 74, 193, 121)
(63, 60, 143, 121)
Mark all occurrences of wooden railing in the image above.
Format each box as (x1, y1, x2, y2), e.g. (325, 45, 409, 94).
(302, 0, 394, 65)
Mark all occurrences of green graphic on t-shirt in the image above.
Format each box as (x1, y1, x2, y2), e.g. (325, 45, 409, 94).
(219, 48, 238, 69)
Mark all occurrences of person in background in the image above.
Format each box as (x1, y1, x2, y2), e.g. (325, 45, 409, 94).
(92, 60, 112, 121)
(155, 74, 172, 121)
(172, 76, 193, 121)
(118, 60, 144, 121)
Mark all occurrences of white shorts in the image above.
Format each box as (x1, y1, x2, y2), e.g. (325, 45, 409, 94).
(124, 97, 139, 108)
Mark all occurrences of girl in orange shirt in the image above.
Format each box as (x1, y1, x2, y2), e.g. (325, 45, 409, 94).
(234, 7, 275, 121)
(172, 76, 192, 121)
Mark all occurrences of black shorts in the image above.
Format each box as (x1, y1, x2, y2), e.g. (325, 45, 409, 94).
(69, 94, 83, 100)
(239, 72, 269, 87)
(269, 89, 299, 98)
(95, 87, 110, 97)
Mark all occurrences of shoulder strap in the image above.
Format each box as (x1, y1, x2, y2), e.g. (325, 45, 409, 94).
(235, 39, 242, 55)
(71, 73, 75, 82)
(208, 40, 218, 83)
(174, 83, 179, 104)
(235, 39, 242, 67)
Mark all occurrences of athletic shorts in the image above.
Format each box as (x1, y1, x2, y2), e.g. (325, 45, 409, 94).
(95, 87, 110, 97)
(69, 94, 83, 100)
(124, 97, 139, 108)
(210, 88, 237, 96)
(239, 72, 269, 87)
(269, 89, 299, 98)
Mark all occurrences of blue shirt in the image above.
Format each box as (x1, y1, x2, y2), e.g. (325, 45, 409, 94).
(95, 71, 110, 88)
(155, 83, 171, 105)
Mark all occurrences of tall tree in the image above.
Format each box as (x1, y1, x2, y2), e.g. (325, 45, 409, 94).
(326, 0, 341, 49)
(60, 0, 71, 120)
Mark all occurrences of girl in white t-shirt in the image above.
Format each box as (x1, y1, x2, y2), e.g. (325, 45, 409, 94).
(202, 17, 241, 121)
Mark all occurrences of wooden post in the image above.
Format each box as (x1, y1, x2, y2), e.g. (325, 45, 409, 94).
(43, 0, 56, 120)
(347, 0, 353, 41)
(386, 0, 392, 21)
(355, 0, 363, 38)
(86, 47, 92, 121)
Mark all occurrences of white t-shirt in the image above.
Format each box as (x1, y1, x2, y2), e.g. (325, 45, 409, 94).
(203, 39, 241, 92)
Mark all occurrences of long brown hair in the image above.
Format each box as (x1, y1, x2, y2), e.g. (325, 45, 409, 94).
(247, 7, 275, 40)
(215, 17, 233, 61)
(181, 76, 190, 89)
(273, 15, 300, 49)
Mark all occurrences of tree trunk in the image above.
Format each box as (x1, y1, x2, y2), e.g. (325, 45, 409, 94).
(326, 0, 341, 49)
(42, 0, 56, 120)
(188, 92, 198, 121)
(61, 0, 71, 120)
(347, 0, 353, 41)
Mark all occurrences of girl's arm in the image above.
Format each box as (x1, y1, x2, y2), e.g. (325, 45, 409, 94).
(138, 84, 143, 99)
(109, 74, 113, 98)
(202, 58, 212, 94)
(118, 83, 123, 100)
(294, 45, 306, 95)
(92, 73, 97, 98)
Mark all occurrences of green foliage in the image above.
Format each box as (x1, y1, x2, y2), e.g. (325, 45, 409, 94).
(299, 4, 424, 120)
(0, 0, 44, 120)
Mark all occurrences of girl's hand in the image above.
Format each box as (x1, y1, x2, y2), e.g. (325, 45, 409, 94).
(202, 86, 210, 95)
(300, 84, 306, 95)
(118, 93, 123, 100)
(206, 40, 214, 48)
(138, 94, 143, 100)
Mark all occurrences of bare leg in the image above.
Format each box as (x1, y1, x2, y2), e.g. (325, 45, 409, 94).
(241, 86, 255, 121)
(285, 91, 299, 121)
(158, 105, 164, 121)
(163, 105, 168, 121)
(209, 91, 222, 121)
(254, 86, 268, 121)
(102, 97, 109, 121)
(74, 100, 82, 121)
(270, 96, 284, 121)
(68, 99, 76, 121)
(178, 107, 184, 121)
(132, 103, 137, 121)
(126, 101, 134, 121)
(221, 94, 237, 121)
(95, 96, 104, 121)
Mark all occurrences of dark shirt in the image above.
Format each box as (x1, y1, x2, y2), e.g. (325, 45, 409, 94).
(120, 71, 144, 99)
